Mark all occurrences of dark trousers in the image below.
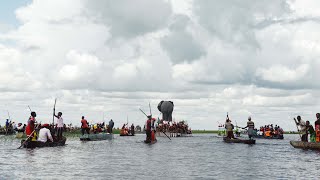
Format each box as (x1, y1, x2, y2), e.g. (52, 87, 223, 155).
(57, 127, 63, 140)
(81, 128, 90, 135)
(301, 134, 308, 142)
(227, 131, 234, 139)
(146, 130, 151, 142)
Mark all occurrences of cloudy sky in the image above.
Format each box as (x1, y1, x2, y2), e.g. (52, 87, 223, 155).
(0, 0, 319, 130)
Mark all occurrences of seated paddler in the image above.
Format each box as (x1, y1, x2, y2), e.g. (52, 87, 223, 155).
(38, 124, 53, 143)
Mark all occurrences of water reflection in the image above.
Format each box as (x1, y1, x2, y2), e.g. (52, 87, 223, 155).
(0, 134, 320, 179)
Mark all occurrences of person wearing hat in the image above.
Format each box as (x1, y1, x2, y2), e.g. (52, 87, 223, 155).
(225, 119, 234, 139)
(54, 112, 64, 140)
(38, 124, 53, 143)
(145, 115, 152, 142)
(245, 116, 255, 139)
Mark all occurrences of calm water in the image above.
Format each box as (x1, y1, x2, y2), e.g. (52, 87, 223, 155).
(0, 134, 319, 179)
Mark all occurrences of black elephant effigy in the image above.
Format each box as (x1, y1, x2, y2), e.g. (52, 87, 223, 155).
(157, 100, 174, 121)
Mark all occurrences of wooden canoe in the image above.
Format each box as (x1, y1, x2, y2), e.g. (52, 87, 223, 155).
(144, 139, 157, 144)
(80, 133, 113, 141)
(21, 137, 67, 148)
(254, 135, 284, 139)
(223, 137, 256, 144)
(120, 134, 135, 136)
(290, 141, 320, 150)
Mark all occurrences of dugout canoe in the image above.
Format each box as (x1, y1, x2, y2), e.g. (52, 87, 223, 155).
(144, 139, 157, 144)
(80, 133, 113, 141)
(290, 141, 320, 150)
(21, 137, 67, 148)
(157, 132, 192, 138)
(254, 134, 284, 139)
(223, 137, 256, 144)
(120, 134, 135, 136)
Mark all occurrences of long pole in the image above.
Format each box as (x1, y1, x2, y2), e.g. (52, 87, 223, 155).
(53, 98, 57, 125)
(139, 108, 148, 117)
(28, 106, 32, 112)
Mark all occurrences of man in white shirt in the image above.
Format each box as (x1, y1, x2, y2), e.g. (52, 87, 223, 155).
(54, 112, 64, 140)
(295, 116, 307, 142)
(38, 124, 53, 143)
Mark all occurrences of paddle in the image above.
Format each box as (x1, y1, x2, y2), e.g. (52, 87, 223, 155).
(53, 98, 57, 126)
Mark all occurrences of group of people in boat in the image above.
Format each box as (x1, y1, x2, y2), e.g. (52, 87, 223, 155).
(295, 113, 320, 142)
(23, 111, 65, 145)
(155, 120, 192, 137)
(0, 120, 26, 134)
(257, 124, 284, 138)
(120, 123, 135, 136)
(80, 117, 115, 135)
(225, 116, 256, 140)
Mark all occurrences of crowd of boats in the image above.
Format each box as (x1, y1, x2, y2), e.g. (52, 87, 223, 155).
(1, 100, 320, 151)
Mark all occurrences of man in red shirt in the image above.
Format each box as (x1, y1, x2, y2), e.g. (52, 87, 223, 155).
(81, 116, 90, 135)
(26, 112, 37, 138)
(145, 115, 152, 142)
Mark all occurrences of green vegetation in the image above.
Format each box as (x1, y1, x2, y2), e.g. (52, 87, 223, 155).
(192, 130, 219, 134)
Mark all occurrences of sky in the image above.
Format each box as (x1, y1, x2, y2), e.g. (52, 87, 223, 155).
(0, 0, 319, 130)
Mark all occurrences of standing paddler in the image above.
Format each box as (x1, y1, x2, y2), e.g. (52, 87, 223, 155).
(25, 111, 37, 141)
(245, 116, 255, 139)
(225, 119, 234, 139)
(145, 115, 152, 143)
(294, 116, 307, 142)
(315, 113, 320, 142)
(54, 112, 64, 140)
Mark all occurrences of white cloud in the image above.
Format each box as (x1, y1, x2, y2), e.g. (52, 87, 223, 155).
(256, 64, 310, 83)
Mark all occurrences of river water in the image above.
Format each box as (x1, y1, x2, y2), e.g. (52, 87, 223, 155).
(0, 134, 319, 179)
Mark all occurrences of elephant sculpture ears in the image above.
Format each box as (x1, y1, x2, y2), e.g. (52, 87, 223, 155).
(157, 101, 164, 112)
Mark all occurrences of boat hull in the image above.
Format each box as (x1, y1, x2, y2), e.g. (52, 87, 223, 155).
(223, 137, 256, 144)
(80, 133, 113, 141)
(21, 137, 67, 148)
(157, 132, 192, 138)
(144, 139, 157, 144)
(120, 134, 135, 136)
(290, 141, 320, 150)
(254, 135, 284, 139)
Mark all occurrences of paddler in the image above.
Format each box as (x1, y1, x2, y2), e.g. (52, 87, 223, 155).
(131, 123, 135, 135)
(108, 119, 114, 133)
(37, 124, 53, 143)
(81, 116, 90, 135)
(245, 116, 255, 139)
(225, 119, 234, 139)
(315, 113, 320, 142)
(145, 115, 152, 142)
(54, 112, 64, 140)
(306, 121, 315, 142)
(295, 116, 307, 142)
(25, 111, 37, 141)
(151, 117, 156, 141)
